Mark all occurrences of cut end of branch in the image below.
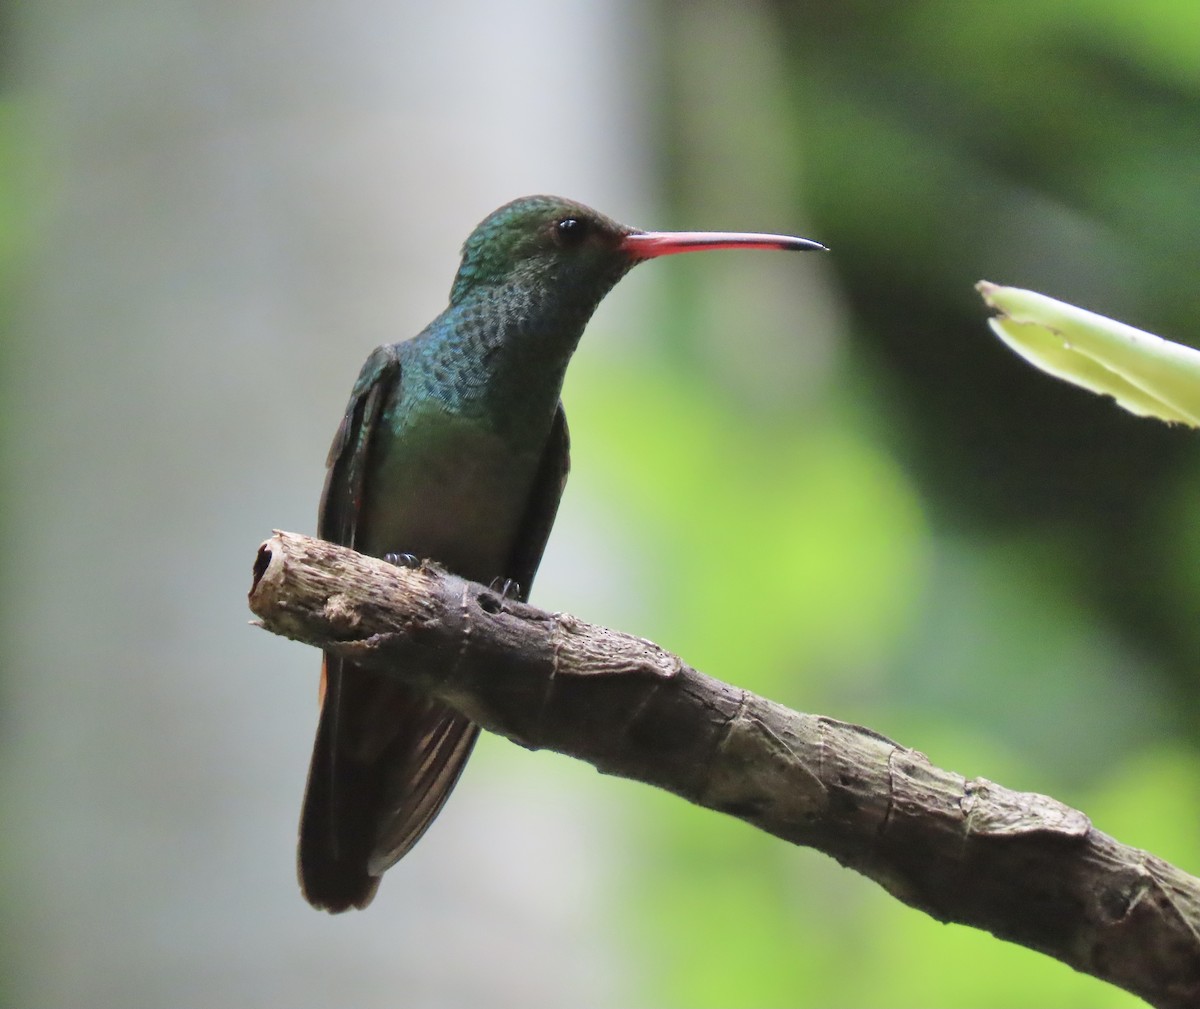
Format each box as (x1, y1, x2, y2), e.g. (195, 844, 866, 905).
(252, 542, 273, 591)
(249, 533, 291, 616)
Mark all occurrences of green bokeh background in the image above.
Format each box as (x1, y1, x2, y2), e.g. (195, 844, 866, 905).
(3, 2, 1198, 1007)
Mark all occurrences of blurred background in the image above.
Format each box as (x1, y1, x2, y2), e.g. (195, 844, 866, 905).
(3, 1, 1198, 1006)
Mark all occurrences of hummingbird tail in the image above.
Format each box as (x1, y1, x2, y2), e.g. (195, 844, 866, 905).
(297, 655, 480, 912)
(297, 659, 380, 912)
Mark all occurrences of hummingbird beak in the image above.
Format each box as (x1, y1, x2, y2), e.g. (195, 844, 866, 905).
(621, 230, 826, 259)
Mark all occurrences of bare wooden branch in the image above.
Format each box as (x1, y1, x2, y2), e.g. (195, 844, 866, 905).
(250, 530, 1200, 1008)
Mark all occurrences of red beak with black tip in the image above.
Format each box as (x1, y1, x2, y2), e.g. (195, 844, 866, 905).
(621, 229, 826, 258)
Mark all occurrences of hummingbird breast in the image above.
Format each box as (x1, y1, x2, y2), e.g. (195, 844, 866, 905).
(357, 396, 548, 580)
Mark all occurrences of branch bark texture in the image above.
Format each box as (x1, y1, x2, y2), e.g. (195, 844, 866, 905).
(250, 530, 1200, 1008)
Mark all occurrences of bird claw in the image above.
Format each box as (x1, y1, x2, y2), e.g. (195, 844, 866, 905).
(488, 576, 522, 600)
(383, 552, 421, 569)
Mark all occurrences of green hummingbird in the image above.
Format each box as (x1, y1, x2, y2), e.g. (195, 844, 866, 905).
(299, 195, 824, 911)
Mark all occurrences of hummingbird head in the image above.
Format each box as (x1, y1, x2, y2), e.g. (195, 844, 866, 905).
(449, 194, 826, 312)
(449, 195, 637, 310)
(438, 195, 824, 429)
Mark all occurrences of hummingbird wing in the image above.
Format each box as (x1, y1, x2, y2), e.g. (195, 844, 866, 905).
(299, 344, 408, 911)
(503, 402, 571, 598)
(317, 344, 401, 549)
(298, 348, 571, 912)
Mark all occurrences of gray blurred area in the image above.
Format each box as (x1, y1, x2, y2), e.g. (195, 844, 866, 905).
(5, 3, 653, 1006)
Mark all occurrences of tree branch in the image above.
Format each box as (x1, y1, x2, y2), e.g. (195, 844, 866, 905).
(249, 530, 1200, 1008)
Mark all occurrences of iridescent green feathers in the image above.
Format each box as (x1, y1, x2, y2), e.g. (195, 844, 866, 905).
(449, 195, 634, 307)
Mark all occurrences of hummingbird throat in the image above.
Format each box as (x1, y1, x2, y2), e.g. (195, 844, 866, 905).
(447, 271, 627, 437)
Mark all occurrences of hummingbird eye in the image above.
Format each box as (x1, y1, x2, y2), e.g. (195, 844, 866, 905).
(554, 216, 589, 247)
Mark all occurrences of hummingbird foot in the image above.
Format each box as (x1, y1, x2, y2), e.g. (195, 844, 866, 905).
(488, 576, 522, 600)
(383, 552, 421, 569)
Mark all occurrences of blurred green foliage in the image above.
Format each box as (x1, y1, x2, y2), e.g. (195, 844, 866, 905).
(562, 1, 1199, 1005)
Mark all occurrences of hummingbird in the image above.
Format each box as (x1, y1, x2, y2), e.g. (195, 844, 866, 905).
(299, 194, 824, 911)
